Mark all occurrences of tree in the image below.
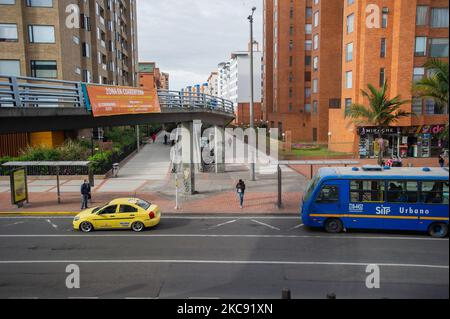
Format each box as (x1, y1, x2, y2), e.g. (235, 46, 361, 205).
(413, 59, 449, 143)
(345, 81, 411, 166)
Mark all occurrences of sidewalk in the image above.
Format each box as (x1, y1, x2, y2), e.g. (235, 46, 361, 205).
(0, 139, 306, 215)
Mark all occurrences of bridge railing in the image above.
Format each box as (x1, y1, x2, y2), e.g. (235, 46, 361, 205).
(0, 75, 85, 108)
(0, 75, 235, 115)
(158, 90, 235, 114)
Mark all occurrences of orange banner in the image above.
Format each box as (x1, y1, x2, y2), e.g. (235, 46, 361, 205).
(85, 84, 161, 117)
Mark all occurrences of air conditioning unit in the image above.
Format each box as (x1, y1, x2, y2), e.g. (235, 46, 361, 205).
(382, 7, 389, 13)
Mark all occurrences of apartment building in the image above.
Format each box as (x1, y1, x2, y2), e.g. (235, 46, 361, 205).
(263, 0, 448, 159)
(329, 0, 449, 159)
(0, 0, 139, 156)
(205, 71, 218, 96)
(263, 0, 316, 141)
(138, 62, 169, 91)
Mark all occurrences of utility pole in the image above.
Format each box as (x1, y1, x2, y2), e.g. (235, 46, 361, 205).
(248, 6, 257, 181)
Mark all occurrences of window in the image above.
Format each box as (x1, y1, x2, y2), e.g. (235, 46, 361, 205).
(305, 24, 312, 34)
(28, 25, 55, 43)
(313, 11, 319, 27)
(379, 68, 385, 87)
(422, 181, 449, 205)
(380, 38, 386, 58)
(345, 98, 352, 113)
(415, 37, 427, 56)
(98, 205, 118, 215)
(313, 100, 318, 113)
(316, 186, 340, 203)
(312, 79, 318, 93)
(416, 6, 428, 26)
(329, 99, 341, 109)
(382, 10, 388, 28)
(305, 56, 311, 66)
(413, 67, 425, 82)
(313, 56, 318, 71)
(430, 38, 449, 57)
(0, 0, 16, 4)
(305, 87, 311, 98)
(0, 23, 18, 42)
(347, 14, 354, 33)
(313, 34, 319, 50)
(345, 71, 353, 89)
(431, 8, 449, 28)
(346, 42, 353, 62)
(26, 0, 53, 7)
(30, 60, 57, 78)
(305, 40, 312, 51)
(387, 181, 419, 203)
(350, 180, 385, 203)
(306, 7, 312, 18)
(412, 98, 423, 115)
(0, 60, 20, 76)
(119, 205, 138, 213)
(305, 71, 311, 82)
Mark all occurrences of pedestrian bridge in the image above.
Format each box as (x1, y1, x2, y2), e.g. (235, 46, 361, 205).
(0, 75, 235, 134)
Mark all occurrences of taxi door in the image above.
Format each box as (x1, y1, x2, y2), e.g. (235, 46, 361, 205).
(116, 204, 139, 229)
(94, 205, 119, 229)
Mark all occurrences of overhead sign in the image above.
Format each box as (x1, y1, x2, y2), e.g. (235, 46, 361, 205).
(84, 84, 161, 117)
(10, 167, 28, 206)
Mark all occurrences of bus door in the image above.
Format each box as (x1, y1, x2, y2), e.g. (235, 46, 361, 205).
(309, 182, 343, 221)
(348, 180, 385, 229)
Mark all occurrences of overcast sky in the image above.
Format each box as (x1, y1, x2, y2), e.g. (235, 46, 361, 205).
(136, 0, 263, 91)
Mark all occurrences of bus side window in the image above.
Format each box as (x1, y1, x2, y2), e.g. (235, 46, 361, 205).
(316, 186, 339, 204)
(387, 181, 419, 203)
(422, 181, 449, 204)
(350, 180, 385, 203)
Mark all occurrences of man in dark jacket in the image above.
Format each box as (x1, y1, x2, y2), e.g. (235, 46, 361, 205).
(81, 180, 91, 210)
(236, 180, 246, 209)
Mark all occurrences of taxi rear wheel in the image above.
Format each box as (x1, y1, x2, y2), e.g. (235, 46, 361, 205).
(324, 218, 344, 234)
(428, 223, 448, 238)
(80, 222, 94, 233)
(131, 221, 145, 232)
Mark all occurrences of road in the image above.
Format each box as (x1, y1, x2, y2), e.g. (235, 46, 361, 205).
(0, 215, 448, 299)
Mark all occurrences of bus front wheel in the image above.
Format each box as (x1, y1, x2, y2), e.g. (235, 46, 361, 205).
(324, 218, 344, 234)
(428, 223, 449, 238)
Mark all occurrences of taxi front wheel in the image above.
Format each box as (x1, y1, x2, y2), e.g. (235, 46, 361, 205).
(131, 221, 145, 232)
(80, 222, 94, 233)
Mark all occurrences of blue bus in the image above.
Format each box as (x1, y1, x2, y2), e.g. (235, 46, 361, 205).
(301, 166, 449, 238)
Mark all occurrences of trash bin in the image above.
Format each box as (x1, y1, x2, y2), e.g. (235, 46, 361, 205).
(112, 163, 120, 178)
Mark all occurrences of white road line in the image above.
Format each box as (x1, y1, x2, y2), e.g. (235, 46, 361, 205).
(0, 216, 300, 220)
(0, 260, 447, 270)
(288, 224, 304, 231)
(68, 297, 99, 299)
(45, 219, 58, 230)
(0, 234, 446, 241)
(207, 219, 239, 230)
(251, 220, 281, 231)
(1, 222, 25, 227)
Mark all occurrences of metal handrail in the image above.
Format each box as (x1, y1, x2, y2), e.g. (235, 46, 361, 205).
(0, 75, 235, 115)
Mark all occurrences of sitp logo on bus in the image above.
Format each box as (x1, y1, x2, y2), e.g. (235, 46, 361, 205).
(376, 205, 391, 215)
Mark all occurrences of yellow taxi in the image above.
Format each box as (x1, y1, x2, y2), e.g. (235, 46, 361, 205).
(73, 198, 161, 233)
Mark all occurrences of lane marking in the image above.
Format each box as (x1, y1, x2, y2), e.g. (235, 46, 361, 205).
(0, 259, 447, 270)
(251, 220, 281, 231)
(0, 216, 300, 220)
(207, 219, 239, 230)
(0, 234, 447, 241)
(288, 224, 304, 231)
(1, 221, 25, 227)
(45, 219, 58, 230)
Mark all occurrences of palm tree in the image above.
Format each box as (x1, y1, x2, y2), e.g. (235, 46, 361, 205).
(413, 59, 449, 142)
(345, 81, 411, 166)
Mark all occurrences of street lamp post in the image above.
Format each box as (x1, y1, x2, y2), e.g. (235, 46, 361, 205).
(248, 7, 256, 181)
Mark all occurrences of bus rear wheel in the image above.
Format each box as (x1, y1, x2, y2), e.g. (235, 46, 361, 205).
(428, 223, 449, 238)
(324, 218, 344, 234)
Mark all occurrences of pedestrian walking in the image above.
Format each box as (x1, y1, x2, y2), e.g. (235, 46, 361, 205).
(236, 179, 246, 209)
(80, 179, 91, 210)
(439, 153, 446, 168)
(151, 133, 157, 144)
(164, 134, 169, 145)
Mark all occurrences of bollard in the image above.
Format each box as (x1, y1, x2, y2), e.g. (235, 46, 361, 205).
(281, 289, 292, 300)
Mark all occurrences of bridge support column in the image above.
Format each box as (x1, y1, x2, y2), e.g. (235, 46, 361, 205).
(181, 121, 201, 195)
(214, 126, 225, 173)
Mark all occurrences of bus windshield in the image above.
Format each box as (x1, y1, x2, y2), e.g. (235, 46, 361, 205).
(304, 174, 320, 202)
